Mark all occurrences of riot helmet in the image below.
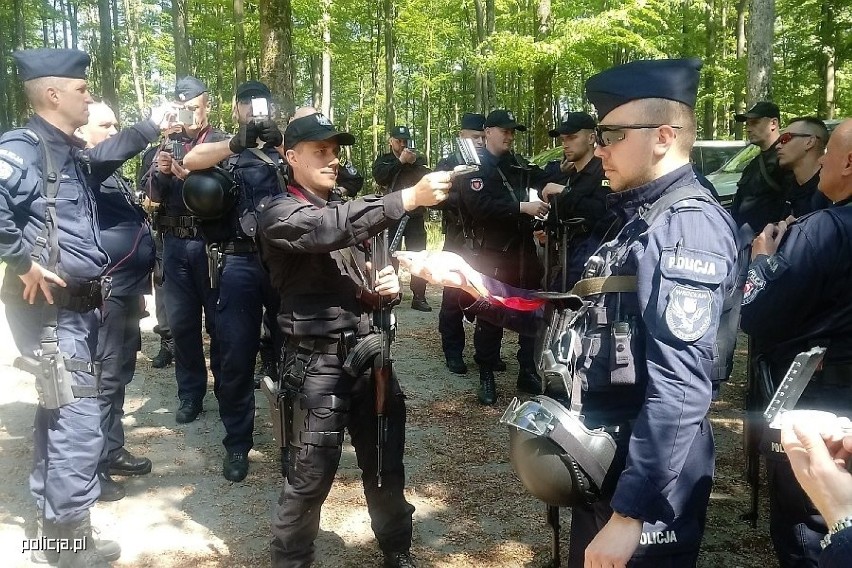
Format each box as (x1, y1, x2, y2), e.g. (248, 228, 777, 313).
(182, 166, 238, 220)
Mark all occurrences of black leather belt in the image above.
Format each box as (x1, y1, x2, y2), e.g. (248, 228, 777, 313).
(51, 277, 111, 312)
(220, 240, 258, 254)
(286, 337, 340, 355)
(160, 215, 198, 239)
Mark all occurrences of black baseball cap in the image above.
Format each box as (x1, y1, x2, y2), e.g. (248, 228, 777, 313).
(390, 125, 412, 140)
(734, 101, 780, 122)
(285, 113, 356, 149)
(235, 80, 272, 101)
(485, 109, 526, 131)
(549, 112, 597, 137)
(175, 76, 207, 102)
(13, 48, 90, 81)
(585, 58, 702, 120)
(460, 112, 486, 131)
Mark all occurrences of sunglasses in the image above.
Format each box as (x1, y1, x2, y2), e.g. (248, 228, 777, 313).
(595, 124, 683, 147)
(778, 132, 814, 145)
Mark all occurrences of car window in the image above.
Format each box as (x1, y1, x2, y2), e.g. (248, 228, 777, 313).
(718, 145, 760, 174)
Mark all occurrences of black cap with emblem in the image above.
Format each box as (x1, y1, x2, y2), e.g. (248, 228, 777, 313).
(585, 58, 702, 120)
(460, 113, 486, 132)
(284, 113, 356, 150)
(235, 80, 272, 102)
(734, 101, 780, 122)
(485, 109, 526, 131)
(12, 48, 90, 81)
(390, 125, 412, 140)
(174, 76, 208, 102)
(548, 112, 597, 137)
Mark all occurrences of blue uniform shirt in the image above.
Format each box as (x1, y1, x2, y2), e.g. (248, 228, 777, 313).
(0, 115, 108, 281)
(464, 164, 739, 525)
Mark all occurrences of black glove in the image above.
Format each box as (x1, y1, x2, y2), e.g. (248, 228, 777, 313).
(229, 122, 261, 153)
(257, 119, 284, 148)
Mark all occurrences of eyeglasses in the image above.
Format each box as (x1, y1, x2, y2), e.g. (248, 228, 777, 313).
(595, 124, 683, 147)
(778, 132, 814, 145)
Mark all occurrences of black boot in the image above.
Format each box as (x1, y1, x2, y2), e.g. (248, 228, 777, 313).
(445, 355, 468, 374)
(31, 510, 59, 565)
(151, 339, 173, 368)
(57, 512, 120, 568)
(108, 447, 152, 476)
(477, 368, 497, 406)
(517, 367, 543, 395)
(97, 472, 125, 502)
(383, 551, 417, 568)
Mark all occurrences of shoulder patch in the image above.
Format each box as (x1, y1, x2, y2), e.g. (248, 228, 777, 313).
(665, 285, 713, 342)
(660, 246, 725, 284)
(0, 148, 25, 167)
(470, 178, 483, 192)
(0, 159, 13, 181)
(741, 268, 766, 305)
(602, 179, 610, 187)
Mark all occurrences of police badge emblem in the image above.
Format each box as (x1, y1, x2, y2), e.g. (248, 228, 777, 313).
(470, 178, 484, 191)
(741, 268, 766, 305)
(316, 113, 332, 126)
(665, 285, 712, 341)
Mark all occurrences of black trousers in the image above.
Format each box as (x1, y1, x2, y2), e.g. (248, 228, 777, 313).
(439, 286, 467, 359)
(389, 215, 427, 298)
(96, 295, 143, 469)
(270, 349, 414, 567)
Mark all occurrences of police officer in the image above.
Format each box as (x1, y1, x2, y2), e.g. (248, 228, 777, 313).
(434, 112, 486, 374)
(539, 111, 611, 290)
(0, 48, 123, 567)
(78, 101, 158, 502)
(141, 76, 229, 424)
(776, 117, 832, 215)
(740, 118, 852, 568)
(258, 113, 450, 568)
(401, 58, 742, 567)
(372, 125, 433, 311)
(182, 80, 285, 481)
(461, 109, 550, 405)
(730, 101, 795, 236)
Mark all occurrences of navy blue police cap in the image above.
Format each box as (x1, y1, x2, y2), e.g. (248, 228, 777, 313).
(174, 76, 208, 102)
(12, 48, 90, 81)
(485, 109, 526, 131)
(285, 113, 356, 150)
(460, 113, 486, 131)
(585, 58, 702, 120)
(235, 80, 272, 102)
(549, 112, 597, 137)
(390, 125, 412, 140)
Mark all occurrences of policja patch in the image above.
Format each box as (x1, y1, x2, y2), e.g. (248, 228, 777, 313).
(665, 285, 713, 341)
(470, 178, 483, 191)
(0, 159, 13, 182)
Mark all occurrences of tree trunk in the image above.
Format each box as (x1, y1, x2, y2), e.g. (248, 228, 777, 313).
(122, 0, 146, 115)
(0, 25, 10, 129)
(311, 55, 322, 110)
(68, 0, 79, 50)
(383, 0, 395, 130)
(746, 0, 773, 104)
(234, 0, 247, 86)
(473, 0, 485, 113)
(260, 0, 295, 117)
(172, 0, 191, 80)
(702, 0, 716, 139)
(321, 0, 332, 118)
(60, 0, 69, 48)
(98, 0, 118, 108)
(111, 0, 122, 100)
(485, 0, 496, 110)
(531, 0, 553, 154)
(733, 0, 747, 139)
(817, 0, 836, 119)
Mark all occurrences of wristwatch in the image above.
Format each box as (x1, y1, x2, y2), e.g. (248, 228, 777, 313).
(820, 516, 852, 549)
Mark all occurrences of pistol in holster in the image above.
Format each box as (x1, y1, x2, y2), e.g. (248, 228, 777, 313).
(261, 375, 290, 450)
(14, 346, 100, 409)
(206, 243, 223, 289)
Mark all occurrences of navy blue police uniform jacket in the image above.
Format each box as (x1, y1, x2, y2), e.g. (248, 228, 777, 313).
(0, 115, 112, 283)
(461, 164, 739, 524)
(740, 199, 852, 376)
(258, 187, 407, 341)
(822, 526, 852, 568)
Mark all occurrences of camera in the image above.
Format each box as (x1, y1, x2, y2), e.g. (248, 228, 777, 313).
(177, 108, 194, 126)
(166, 140, 186, 163)
(250, 97, 269, 120)
(405, 138, 416, 152)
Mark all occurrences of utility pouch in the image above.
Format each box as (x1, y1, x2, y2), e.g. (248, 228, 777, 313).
(206, 243, 223, 289)
(610, 321, 631, 367)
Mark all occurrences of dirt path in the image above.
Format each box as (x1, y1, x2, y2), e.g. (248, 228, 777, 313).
(0, 281, 777, 567)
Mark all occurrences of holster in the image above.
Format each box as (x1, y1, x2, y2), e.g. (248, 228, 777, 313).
(206, 243, 223, 289)
(14, 351, 100, 409)
(261, 376, 291, 450)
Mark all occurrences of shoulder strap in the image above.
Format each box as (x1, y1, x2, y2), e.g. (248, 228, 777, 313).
(640, 184, 713, 227)
(248, 147, 288, 193)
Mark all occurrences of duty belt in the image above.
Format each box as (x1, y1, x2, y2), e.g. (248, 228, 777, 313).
(286, 336, 341, 355)
(50, 277, 111, 312)
(220, 239, 258, 254)
(159, 215, 198, 239)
